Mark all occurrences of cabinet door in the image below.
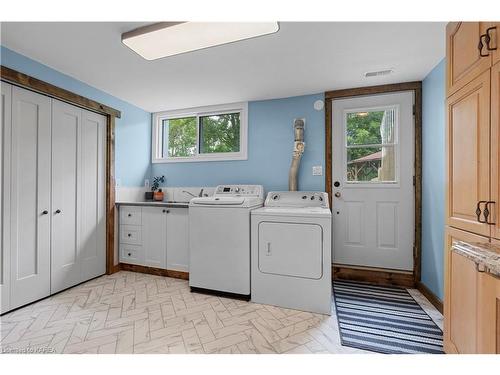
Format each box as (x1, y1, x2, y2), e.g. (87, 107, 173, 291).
(10, 87, 51, 309)
(166, 208, 189, 272)
(446, 70, 491, 237)
(142, 207, 167, 268)
(447, 22, 492, 96)
(491, 62, 500, 240)
(51, 100, 82, 293)
(477, 269, 500, 354)
(1, 82, 12, 314)
(80, 110, 106, 281)
(487, 23, 500, 66)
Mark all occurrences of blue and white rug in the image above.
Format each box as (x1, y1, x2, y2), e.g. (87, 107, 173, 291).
(333, 280, 444, 354)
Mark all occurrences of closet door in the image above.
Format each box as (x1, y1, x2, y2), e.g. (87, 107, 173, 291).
(51, 100, 81, 293)
(1, 82, 12, 314)
(10, 86, 51, 309)
(80, 109, 106, 281)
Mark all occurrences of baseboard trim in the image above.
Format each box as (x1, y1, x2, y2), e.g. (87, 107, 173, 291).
(119, 263, 189, 280)
(416, 281, 443, 314)
(333, 264, 415, 288)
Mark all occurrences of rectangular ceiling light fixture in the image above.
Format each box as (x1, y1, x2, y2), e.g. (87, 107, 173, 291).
(122, 22, 280, 60)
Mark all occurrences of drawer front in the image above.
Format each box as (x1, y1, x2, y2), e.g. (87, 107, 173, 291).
(120, 225, 142, 245)
(120, 244, 144, 265)
(120, 206, 142, 225)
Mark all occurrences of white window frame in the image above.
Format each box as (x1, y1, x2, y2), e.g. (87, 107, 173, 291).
(152, 102, 248, 163)
(342, 104, 401, 187)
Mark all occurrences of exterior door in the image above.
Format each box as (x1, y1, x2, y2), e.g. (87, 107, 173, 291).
(51, 99, 81, 293)
(491, 62, 500, 240)
(1, 82, 12, 314)
(80, 109, 106, 281)
(332, 91, 414, 271)
(10, 86, 51, 309)
(447, 22, 492, 95)
(446, 70, 491, 237)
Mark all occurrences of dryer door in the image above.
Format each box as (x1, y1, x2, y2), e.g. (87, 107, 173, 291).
(258, 221, 323, 279)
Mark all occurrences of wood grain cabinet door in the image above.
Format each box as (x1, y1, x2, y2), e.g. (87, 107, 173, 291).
(491, 62, 500, 240)
(447, 22, 492, 96)
(444, 227, 489, 354)
(446, 70, 491, 237)
(488, 23, 500, 66)
(477, 269, 500, 354)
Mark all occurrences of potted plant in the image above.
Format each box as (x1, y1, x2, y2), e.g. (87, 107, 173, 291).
(151, 175, 165, 201)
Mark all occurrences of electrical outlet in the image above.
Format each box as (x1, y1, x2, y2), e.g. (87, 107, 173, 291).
(312, 166, 323, 176)
(144, 179, 150, 188)
(115, 178, 121, 187)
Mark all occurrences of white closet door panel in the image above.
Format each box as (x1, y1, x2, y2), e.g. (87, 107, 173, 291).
(80, 110, 106, 280)
(51, 100, 81, 293)
(10, 87, 51, 309)
(1, 82, 12, 314)
(166, 208, 189, 272)
(142, 207, 167, 268)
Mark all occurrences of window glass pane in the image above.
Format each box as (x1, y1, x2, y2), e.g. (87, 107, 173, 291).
(346, 146, 396, 182)
(346, 108, 396, 146)
(199, 113, 240, 154)
(162, 117, 197, 157)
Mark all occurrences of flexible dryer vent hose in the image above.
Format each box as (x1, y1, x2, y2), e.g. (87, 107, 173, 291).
(289, 118, 305, 191)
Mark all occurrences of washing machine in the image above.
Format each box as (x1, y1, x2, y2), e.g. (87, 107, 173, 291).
(251, 191, 332, 314)
(189, 185, 264, 296)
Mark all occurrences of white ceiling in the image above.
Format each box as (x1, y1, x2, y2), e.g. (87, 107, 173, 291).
(0, 22, 446, 113)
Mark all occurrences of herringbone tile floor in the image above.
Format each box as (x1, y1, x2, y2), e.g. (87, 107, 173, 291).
(0, 271, 442, 354)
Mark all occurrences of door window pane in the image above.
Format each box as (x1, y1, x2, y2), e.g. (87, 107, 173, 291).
(347, 146, 396, 182)
(199, 113, 240, 154)
(162, 117, 197, 157)
(346, 109, 396, 145)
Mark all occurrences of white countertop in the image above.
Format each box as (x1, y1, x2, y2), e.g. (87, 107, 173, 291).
(116, 201, 189, 208)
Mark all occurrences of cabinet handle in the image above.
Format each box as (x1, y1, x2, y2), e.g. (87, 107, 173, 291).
(41, 210, 48, 215)
(128, 252, 131, 257)
(55, 209, 61, 214)
(127, 233, 131, 237)
(476, 263, 486, 273)
(484, 201, 496, 225)
(485, 27, 497, 51)
(476, 201, 487, 223)
(163, 209, 170, 213)
(128, 213, 132, 217)
(478, 34, 489, 57)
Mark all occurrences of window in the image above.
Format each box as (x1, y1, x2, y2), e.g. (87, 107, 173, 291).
(152, 103, 247, 163)
(344, 106, 398, 183)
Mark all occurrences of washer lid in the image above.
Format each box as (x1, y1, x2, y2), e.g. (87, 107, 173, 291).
(190, 196, 246, 206)
(252, 206, 332, 218)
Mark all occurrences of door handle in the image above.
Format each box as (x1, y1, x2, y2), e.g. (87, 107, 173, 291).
(334, 192, 341, 198)
(485, 27, 497, 51)
(266, 242, 271, 256)
(476, 201, 487, 223)
(479, 34, 489, 57)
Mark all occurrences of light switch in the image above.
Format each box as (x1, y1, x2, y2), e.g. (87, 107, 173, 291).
(312, 166, 323, 176)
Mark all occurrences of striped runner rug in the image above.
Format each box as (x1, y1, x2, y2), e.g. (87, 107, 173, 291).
(333, 280, 444, 354)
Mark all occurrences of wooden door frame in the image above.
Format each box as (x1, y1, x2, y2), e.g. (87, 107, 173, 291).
(1, 65, 121, 275)
(325, 81, 423, 286)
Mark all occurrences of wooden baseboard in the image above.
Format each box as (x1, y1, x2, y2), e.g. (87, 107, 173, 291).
(333, 265, 415, 288)
(107, 264, 121, 275)
(119, 263, 189, 280)
(416, 281, 443, 314)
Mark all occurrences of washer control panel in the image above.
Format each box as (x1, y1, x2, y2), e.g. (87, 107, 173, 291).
(214, 185, 264, 198)
(265, 191, 329, 208)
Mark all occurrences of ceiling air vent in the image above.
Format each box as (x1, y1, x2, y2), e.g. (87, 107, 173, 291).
(364, 69, 394, 78)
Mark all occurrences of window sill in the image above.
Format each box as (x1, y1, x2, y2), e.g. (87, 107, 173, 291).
(152, 154, 248, 164)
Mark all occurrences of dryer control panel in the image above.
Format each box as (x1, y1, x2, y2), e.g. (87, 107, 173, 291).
(264, 191, 329, 209)
(214, 185, 264, 199)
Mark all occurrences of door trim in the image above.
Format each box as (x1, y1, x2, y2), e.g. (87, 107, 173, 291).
(325, 81, 422, 285)
(1, 65, 121, 276)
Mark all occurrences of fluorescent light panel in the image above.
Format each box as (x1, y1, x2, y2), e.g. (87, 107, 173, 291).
(122, 22, 279, 60)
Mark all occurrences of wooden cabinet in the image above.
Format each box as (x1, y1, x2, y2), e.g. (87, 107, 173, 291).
(119, 205, 189, 272)
(491, 62, 500, 240)
(1, 81, 12, 314)
(446, 71, 491, 236)
(477, 269, 500, 353)
(447, 22, 492, 95)
(488, 23, 500, 66)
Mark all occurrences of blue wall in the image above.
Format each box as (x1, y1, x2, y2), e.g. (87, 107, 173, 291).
(0, 46, 152, 187)
(421, 59, 446, 300)
(151, 94, 326, 193)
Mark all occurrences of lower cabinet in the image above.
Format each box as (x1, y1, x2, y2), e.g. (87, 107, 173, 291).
(444, 226, 500, 353)
(119, 205, 189, 272)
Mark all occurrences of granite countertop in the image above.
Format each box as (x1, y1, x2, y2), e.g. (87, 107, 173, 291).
(116, 201, 189, 208)
(452, 241, 500, 277)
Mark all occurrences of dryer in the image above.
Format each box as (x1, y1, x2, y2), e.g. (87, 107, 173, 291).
(251, 191, 332, 314)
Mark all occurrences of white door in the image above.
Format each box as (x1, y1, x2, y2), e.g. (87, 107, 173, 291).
(10, 87, 51, 309)
(166, 208, 189, 272)
(142, 206, 167, 268)
(80, 109, 106, 281)
(1, 82, 12, 313)
(332, 91, 414, 271)
(51, 99, 81, 293)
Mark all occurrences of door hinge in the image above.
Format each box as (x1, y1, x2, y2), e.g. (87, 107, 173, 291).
(412, 104, 416, 116)
(413, 175, 416, 186)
